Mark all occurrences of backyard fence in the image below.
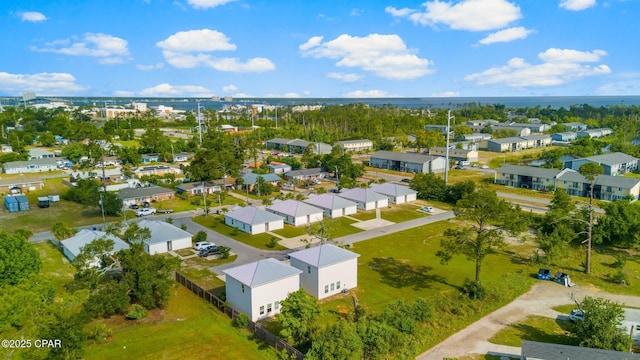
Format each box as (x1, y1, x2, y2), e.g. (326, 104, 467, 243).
(174, 271, 304, 360)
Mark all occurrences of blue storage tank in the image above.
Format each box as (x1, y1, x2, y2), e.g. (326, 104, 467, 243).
(16, 195, 30, 211)
(4, 196, 19, 213)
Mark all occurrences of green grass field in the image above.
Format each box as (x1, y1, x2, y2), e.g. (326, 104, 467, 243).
(272, 224, 308, 238)
(192, 215, 287, 250)
(488, 315, 577, 347)
(34, 241, 76, 292)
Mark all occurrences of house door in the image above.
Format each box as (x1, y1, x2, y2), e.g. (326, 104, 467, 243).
(265, 222, 269, 231)
(167, 241, 172, 251)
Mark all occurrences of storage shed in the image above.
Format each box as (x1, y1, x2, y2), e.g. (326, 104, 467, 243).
(4, 196, 19, 213)
(16, 195, 29, 211)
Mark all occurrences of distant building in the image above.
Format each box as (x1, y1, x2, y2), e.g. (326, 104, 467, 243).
(577, 128, 613, 139)
(562, 122, 588, 131)
(0, 144, 13, 153)
(172, 152, 194, 162)
(550, 132, 578, 142)
(565, 152, 638, 176)
(283, 168, 325, 181)
(337, 188, 389, 210)
(118, 186, 174, 206)
(428, 147, 478, 162)
(302, 194, 358, 218)
(224, 206, 284, 234)
(369, 151, 446, 174)
(370, 183, 418, 204)
(3, 158, 65, 174)
(29, 148, 54, 160)
(137, 219, 192, 255)
(61, 229, 129, 267)
(335, 139, 373, 152)
(266, 199, 324, 227)
(268, 162, 292, 175)
(265, 138, 332, 155)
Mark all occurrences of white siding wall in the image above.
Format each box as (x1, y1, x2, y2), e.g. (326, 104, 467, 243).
(343, 205, 357, 216)
(405, 193, 417, 202)
(146, 236, 192, 254)
(225, 276, 252, 319)
(251, 276, 300, 321)
(317, 258, 358, 300)
(290, 258, 319, 298)
(266, 220, 284, 232)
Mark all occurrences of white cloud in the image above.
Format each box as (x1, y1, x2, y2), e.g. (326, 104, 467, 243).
(479, 27, 534, 45)
(327, 72, 363, 82)
(431, 91, 460, 97)
(20, 11, 47, 22)
(157, 29, 275, 72)
(559, 0, 597, 11)
(350, 8, 363, 16)
(343, 90, 397, 98)
(139, 83, 212, 97)
(265, 92, 301, 98)
(31, 33, 131, 64)
(113, 90, 135, 97)
(465, 48, 611, 87)
(386, 0, 522, 31)
(223, 84, 238, 92)
(299, 33, 433, 80)
(0, 72, 88, 95)
(187, 0, 237, 9)
(136, 63, 164, 71)
(594, 73, 640, 95)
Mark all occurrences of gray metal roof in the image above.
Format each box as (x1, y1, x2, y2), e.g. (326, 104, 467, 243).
(370, 182, 417, 197)
(61, 229, 129, 257)
(522, 134, 552, 141)
(241, 173, 282, 185)
(223, 258, 301, 287)
(498, 165, 640, 189)
(336, 139, 372, 145)
(303, 193, 358, 210)
(284, 168, 323, 177)
(338, 187, 388, 203)
(488, 136, 527, 144)
(289, 243, 359, 268)
(137, 219, 193, 244)
(581, 152, 639, 166)
(118, 186, 173, 200)
(3, 158, 62, 169)
(521, 340, 640, 360)
(497, 164, 562, 179)
(225, 205, 284, 225)
(267, 199, 323, 217)
(369, 150, 442, 164)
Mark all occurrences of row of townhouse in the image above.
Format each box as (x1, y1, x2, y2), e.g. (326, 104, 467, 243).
(487, 135, 553, 152)
(428, 146, 479, 162)
(369, 150, 446, 174)
(265, 138, 333, 155)
(495, 164, 640, 201)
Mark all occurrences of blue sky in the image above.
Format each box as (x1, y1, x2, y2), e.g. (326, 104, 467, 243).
(1, 0, 638, 98)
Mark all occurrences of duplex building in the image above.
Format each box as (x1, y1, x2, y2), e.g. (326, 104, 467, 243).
(224, 206, 285, 234)
(61, 229, 130, 267)
(550, 132, 578, 142)
(562, 122, 588, 131)
(335, 139, 373, 152)
(337, 188, 389, 210)
(487, 135, 552, 152)
(29, 148, 55, 160)
(265, 138, 332, 155)
(302, 194, 358, 218)
(370, 183, 418, 204)
(3, 158, 66, 174)
(137, 219, 192, 254)
(283, 168, 325, 182)
(118, 186, 174, 206)
(495, 164, 640, 201)
(266, 199, 324, 227)
(369, 151, 446, 174)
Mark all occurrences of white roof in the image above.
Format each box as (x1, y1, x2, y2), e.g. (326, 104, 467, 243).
(223, 258, 301, 287)
(337, 188, 388, 203)
(288, 243, 359, 268)
(137, 219, 193, 244)
(267, 199, 323, 217)
(225, 206, 284, 225)
(61, 229, 129, 257)
(303, 193, 358, 210)
(370, 183, 417, 197)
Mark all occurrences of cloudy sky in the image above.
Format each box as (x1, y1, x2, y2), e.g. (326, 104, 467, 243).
(1, 0, 638, 98)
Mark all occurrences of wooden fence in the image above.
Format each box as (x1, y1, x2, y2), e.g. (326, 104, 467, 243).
(174, 271, 304, 360)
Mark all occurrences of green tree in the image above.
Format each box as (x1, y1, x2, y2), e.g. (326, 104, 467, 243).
(453, 124, 473, 139)
(357, 319, 408, 360)
(276, 288, 321, 348)
(38, 131, 56, 146)
(446, 180, 476, 203)
(0, 231, 42, 287)
(572, 296, 632, 351)
(596, 200, 640, 248)
(306, 321, 363, 360)
(51, 222, 77, 241)
(579, 162, 604, 274)
(61, 142, 88, 164)
(414, 129, 445, 152)
(436, 186, 522, 283)
(410, 173, 447, 201)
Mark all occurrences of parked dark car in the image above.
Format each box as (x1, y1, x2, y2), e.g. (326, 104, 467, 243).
(142, 201, 151, 208)
(537, 268, 552, 280)
(129, 204, 139, 210)
(401, 178, 411, 183)
(198, 246, 220, 257)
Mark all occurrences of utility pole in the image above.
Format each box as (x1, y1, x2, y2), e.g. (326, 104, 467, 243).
(99, 192, 106, 227)
(444, 110, 454, 185)
(197, 101, 203, 147)
(201, 182, 208, 217)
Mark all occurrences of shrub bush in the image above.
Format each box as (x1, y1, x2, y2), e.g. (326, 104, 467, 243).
(88, 324, 113, 344)
(266, 237, 278, 248)
(219, 246, 231, 259)
(233, 313, 249, 328)
(126, 304, 148, 320)
(461, 280, 486, 300)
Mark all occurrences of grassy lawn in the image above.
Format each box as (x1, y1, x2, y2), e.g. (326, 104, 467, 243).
(154, 194, 242, 214)
(84, 286, 278, 360)
(34, 241, 76, 292)
(331, 217, 365, 238)
(192, 215, 287, 250)
(488, 315, 577, 347)
(178, 255, 236, 292)
(381, 204, 427, 223)
(350, 210, 377, 221)
(272, 224, 308, 238)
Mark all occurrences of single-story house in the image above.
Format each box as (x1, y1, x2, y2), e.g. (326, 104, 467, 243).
(521, 134, 552, 148)
(283, 168, 325, 182)
(369, 151, 446, 174)
(0, 144, 13, 153)
(118, 186, 174, 206)
(132, 165, 182, 178)
(577, 128, 613, 138)
(428, 147, 479, 162)
(224, 206, 285, 234)
(140, 153, 161, 164)
(486, 135, 550, 152)
(29, 148, 55, 160)
(172, 152, 194, 162)
(302, 194, 358, 218)
(550, 132, 578, 142)
(217, 124, 238, 133)
(0, 177, 45, 193)
(465, 119, 500, 132)
(266, 199, 324, 227)
(223, 258, 302, 322)
(3, 158, 66, 174)
(61, 229, 130, 267)
(461, 133, 492, 142)
(370, 183, 418, 204)
(337, 188, 389, 210)
(490, 125, 531, 137)
(176, 180, 230, 195)
(265, 138, 332, 155)
(288, 244, 359, 300)
(240, 173, 281, 192)
(101, 156, 123, 166)
(335, 139, 373, 152)
(424, 124, 453, 137)
(268, 162, 292, 175)
(562, 122, 588, 131)
(136, 220, 192, 254)
(565, 152, 638, 176)
(521, 339, 640, 359)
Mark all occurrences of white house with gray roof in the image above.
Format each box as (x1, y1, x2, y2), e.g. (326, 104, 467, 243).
(61, 229, 129, 268)
(337, 188, 389, 210)
(369, 151, 446, 174)
(288, 244, 359, 300)
(223, 258, 301, 321)
(521, 339, 640, 360)
(137, 219, 192, 254)
(370, 183, 418, 204)
(266, 199, 323, 227)
(29, 148, 55, 160)
(224, 206, 284, 234)
(3, 158, 65, 174)
(302, 194, 358, 218)
(565, 152, 638, 176)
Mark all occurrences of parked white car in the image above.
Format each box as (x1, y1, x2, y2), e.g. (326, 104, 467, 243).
(135, 208, 156, 217)
(194, 241, 214, 251)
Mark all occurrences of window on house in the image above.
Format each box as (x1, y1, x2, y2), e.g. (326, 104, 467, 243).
(619, 187, 623, 191)
(241, 284, 245, 293)
(260, 306, 264, 315)
(324, 285, 329, 294)
(307, 265, 311, 274)
(331, 283, 335, 291)
(336, 281, 340, 289)
(267, 303, 272, 313)
(274, 301, 280, 311)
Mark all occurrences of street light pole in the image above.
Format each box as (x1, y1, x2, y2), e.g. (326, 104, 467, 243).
(444, 110, 454, 185)
(99, 192, 106, 227)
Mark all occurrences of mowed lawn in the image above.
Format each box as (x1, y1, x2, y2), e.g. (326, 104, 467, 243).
(85, 286, 278, 360)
